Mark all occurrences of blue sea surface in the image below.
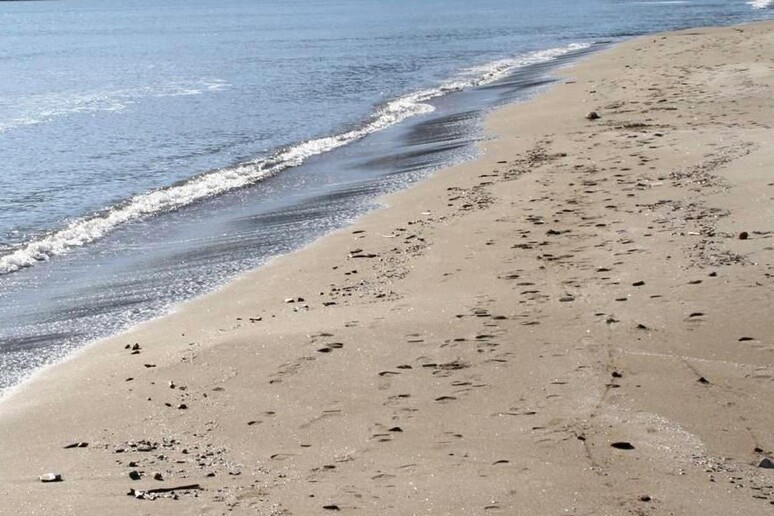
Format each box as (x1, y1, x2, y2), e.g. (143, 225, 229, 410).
(0, 0, 771, 393)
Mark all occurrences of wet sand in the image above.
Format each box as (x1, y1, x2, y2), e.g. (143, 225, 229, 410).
(1, 20, 773, 515)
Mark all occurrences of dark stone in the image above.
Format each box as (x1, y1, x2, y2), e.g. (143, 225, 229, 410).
(739, 231, 749, 240)
(758, 457, 774, 469)
(611, 441, 635, 450)
(585, 111, 600, 120)
(128, 470, 141, 480)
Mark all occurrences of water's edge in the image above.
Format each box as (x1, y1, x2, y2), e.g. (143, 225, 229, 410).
(0, 40, 611, 402)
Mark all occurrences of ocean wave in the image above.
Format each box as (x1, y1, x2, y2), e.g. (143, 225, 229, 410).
(749, 0, 774, 8)
(0, 42, 591, 276)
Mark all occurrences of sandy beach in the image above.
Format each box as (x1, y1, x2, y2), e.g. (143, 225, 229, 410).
(1, 20, 773, 515)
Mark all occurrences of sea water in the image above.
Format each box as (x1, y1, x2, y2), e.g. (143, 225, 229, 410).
(0, 0, 771, 394)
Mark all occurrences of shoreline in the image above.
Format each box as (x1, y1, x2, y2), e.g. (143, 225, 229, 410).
(0, 40, 601, 397)
(2, 20, 774, 514)
(0, 40, 604, 401)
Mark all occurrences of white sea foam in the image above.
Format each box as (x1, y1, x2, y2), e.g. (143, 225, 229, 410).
(749, 0, 773, 8)
(0, 42, 592, 275)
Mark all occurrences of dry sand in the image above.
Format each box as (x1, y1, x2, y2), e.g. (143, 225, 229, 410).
(1, 21, 774, 515)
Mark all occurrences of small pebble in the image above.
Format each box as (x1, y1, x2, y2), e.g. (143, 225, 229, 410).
(39, 473, 62, 483)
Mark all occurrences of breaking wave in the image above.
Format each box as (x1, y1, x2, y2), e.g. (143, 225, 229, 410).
(0, 43, 591, 275)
